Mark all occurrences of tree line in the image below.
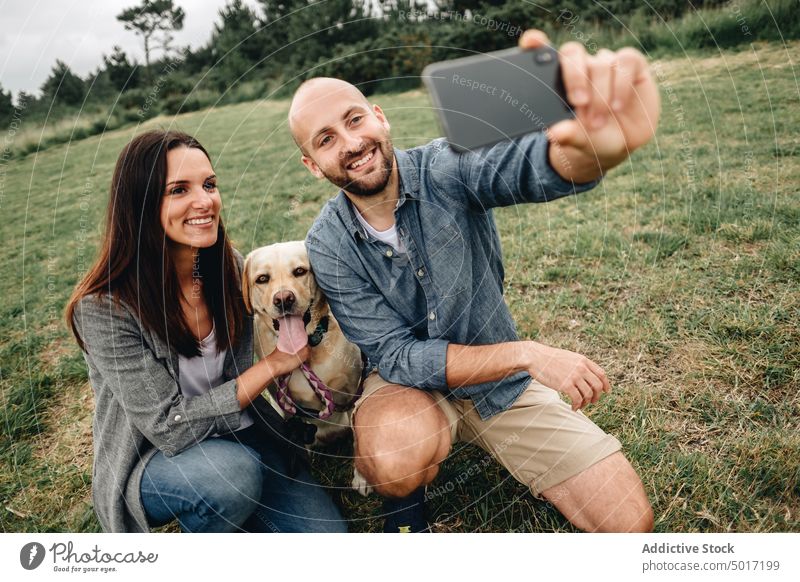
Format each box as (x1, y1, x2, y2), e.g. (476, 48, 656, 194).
(1, 0, 795, 131)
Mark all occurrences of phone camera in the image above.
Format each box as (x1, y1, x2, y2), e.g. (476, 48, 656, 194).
(534, 51, 554, 64)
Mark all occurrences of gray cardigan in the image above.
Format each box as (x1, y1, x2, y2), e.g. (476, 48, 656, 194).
(72, 250, 255, 532)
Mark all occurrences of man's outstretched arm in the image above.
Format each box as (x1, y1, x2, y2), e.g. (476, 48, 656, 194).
(446, 342, 611, 411)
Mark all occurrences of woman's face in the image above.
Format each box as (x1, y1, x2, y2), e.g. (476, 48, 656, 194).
(160, 146, 222, 250)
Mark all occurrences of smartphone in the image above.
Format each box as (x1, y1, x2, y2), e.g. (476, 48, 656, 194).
(422, 46, 574, 152)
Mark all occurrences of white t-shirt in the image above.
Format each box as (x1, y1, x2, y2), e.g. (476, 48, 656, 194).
(178, 322, 253, 432)
(354, 205, 406, 254)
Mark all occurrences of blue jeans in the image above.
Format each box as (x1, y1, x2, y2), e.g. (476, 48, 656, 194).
(140, 425, 347, 532)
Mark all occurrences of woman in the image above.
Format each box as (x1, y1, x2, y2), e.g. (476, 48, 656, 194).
(65, 130, 346, 533)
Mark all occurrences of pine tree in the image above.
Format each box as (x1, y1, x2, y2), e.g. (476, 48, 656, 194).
(40, 61, 85, 106)
(117, 0, 185, 84)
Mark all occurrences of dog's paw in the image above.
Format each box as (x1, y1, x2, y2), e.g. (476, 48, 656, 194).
(351, 468, 373, 497)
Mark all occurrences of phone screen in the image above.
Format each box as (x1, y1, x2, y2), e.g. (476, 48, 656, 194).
(422, 47, 574, 152)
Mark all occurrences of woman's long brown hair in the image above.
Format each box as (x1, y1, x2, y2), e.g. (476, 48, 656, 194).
(65, 130, 246, 358)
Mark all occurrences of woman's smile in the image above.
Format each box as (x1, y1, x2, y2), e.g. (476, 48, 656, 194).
(184, 215, 216, 228)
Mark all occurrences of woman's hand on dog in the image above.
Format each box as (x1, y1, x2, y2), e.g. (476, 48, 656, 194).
(265, 345, 311, 377)
(235, 345, 311, 409)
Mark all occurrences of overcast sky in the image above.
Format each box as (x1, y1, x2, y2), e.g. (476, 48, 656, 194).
(0, 0, 261, 98)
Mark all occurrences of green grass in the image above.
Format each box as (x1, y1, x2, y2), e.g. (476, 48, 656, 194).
(1, 40, 799, 532)
(542, 0, 800, 58)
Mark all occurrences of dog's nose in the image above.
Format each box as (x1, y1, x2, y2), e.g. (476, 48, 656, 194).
(273, 290, 296, 313)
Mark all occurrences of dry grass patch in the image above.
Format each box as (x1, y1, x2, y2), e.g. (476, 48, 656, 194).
(8, 380, 95, 530)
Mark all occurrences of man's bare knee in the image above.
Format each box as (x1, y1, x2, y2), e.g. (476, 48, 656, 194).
(542, 451, 654, 532)
(354, 385, 450, 497)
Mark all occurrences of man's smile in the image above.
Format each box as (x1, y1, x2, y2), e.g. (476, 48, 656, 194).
(346, 147, 377, 172)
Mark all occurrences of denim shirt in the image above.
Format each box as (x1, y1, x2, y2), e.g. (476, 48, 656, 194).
(306, 133, 599, 419)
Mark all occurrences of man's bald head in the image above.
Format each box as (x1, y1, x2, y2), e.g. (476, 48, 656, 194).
(288, 78, 371, 153)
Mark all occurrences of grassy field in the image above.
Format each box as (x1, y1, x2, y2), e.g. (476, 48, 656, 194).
(1, 40, 798, 533)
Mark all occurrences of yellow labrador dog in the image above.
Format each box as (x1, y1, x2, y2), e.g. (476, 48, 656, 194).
(242, 241, 364, 446)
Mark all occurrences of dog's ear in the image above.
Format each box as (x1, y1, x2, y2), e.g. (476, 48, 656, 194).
(241, 254, 253, 314)
(308, 263, 328, 316)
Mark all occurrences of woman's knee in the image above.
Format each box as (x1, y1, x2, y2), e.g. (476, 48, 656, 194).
(144, 439, 265, 532)
(194, 441, 264, 529)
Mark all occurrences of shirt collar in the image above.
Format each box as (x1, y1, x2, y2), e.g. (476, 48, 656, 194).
(336, 147, 420, 240)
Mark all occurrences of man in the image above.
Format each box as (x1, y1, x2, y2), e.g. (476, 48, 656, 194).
(288, 29, 659, 532)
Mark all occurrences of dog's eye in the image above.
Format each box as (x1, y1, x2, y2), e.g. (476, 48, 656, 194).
(293, 267, 307, 277)
(255, 274, 270, 284)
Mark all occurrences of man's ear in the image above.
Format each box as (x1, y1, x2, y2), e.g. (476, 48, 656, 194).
(373, 104, 391, 132)
(241, 254, 253, 314)
(301, 154, 325, 179)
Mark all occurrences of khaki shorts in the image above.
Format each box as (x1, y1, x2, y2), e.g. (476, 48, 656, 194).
(353, 372, 622, 498)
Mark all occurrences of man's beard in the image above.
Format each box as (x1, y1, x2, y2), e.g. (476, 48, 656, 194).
(321, 137, 394, 198)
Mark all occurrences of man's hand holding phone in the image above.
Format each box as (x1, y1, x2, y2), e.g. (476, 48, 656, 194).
(518, 29, 661, 183)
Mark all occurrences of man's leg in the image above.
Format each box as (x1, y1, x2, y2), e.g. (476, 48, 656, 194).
(541, 451, 653, 532)
(352, 377, 455, 498)
(458, 380, 653, 533)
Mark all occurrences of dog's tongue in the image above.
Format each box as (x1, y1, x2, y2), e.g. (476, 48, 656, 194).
(276, 315, 308, 354)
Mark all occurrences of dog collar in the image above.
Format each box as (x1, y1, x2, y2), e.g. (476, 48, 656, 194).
(308, 316, 329, 347)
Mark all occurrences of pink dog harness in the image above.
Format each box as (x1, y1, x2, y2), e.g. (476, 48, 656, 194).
(276, 364, 336, 419)
(275, 361, 367, 420)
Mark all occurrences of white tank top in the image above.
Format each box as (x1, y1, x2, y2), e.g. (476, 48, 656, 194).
(178, 322, 253, 432)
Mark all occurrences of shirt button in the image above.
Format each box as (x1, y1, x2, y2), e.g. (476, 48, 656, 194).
(429, 312, 436, 320)
(173, 414, 182, 422)
(385, 249, 393, 257)
(417, 268, 425, 277)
